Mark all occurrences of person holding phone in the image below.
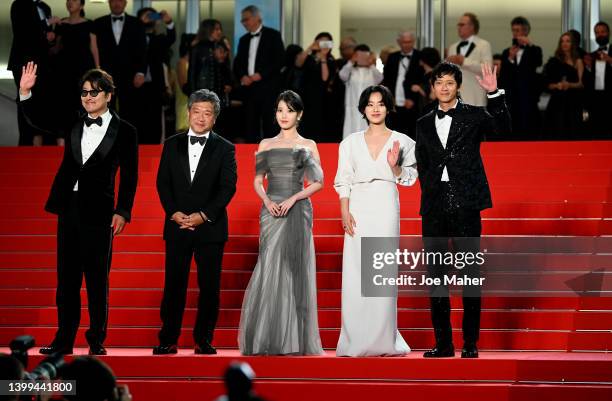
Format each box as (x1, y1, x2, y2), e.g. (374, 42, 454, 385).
(295, 32, 339, 142)
(339, 44, 383, 139)
(499, 16, 543, 138)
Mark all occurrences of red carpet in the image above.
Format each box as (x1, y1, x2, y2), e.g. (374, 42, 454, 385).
(0, 141, 611, 400)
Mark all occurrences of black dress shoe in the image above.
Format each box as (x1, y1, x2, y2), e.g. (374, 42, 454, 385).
(152, 344, 178, 355)
(88, 344, 107, 356)
(194, 340, 216, 355)
(423, 344, 455, 358)
(39, 345, 73, 355)
(461, 343, 479, 358)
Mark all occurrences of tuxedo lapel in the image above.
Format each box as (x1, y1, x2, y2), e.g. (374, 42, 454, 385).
(177, 134, 191, 184)
(83, 111, 120, 168)
(424, 112, 445, 151)
(70, 121, 84, 166)
(192, 132, 219, 184)
(446, 101, 464, 149)
(465, 42, 476, 58)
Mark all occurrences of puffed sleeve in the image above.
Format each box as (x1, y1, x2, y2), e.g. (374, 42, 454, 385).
(302, 150, 324, 184)
(395, 137, 418, 186)
(334, 140, 354, 199)
(255, 151, 269, 176)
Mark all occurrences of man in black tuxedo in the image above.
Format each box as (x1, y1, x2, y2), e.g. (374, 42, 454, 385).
(233, 5, 284, 142)
(94, 0, 147, 130)
(9, 0, 57, 146)
(383, 31, 424, 139)
(135, 7, 176, 144)
(499, 16, 543, 138)
(416, 62, 510, 359)
(153, 89, 237, 355)
(19, 63, 139, 356)
(584, 21, 612, 138)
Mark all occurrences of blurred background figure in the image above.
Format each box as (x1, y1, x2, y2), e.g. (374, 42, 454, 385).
(383, 31, 424, 139)
(214, 362, 266, 401)
(543, 32, 584, 139)
(499, 16, 543, 138)
(295, 32, 339, 142)
(136, 7, 175, 144)
(280, 44, 304, 93)
(584, 21, 612, 138)
(339, 44, 383, 138)
(175, 33, 197, 132)
(411, 46, 441, 115)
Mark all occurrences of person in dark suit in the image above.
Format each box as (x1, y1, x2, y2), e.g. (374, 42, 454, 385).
(94, 0, 147, 130)
(415, 62, 510, 359)
(233, 4, 285, 142)
(383, 31, 425, 139)
(499, 16, 543, 138)
(19, 62, 139, 356)
(584, 21, 612, 138)
(134, 7, 176, 144)
(9, 0, 58, 146)
(153, 89, 237, 355)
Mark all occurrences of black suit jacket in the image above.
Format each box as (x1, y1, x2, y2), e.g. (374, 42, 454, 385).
(145, 27, 176, 92)
(233, 26, 284, 88)
(94, 14, 147, 87)
(8, 0, 52, 71)
(415, 95, 511, 215)
(383, 50, 425, 103)
(499, 45, 543, 105)
(19, 96, 139, 224)
(156, 131, 237, 243)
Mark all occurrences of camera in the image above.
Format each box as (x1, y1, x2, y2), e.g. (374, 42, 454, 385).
(10, 335, 66, 381)
(319, 40, 334, 49)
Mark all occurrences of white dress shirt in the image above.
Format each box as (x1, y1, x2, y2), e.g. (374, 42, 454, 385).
(111, 13, 125, 45)
(434, 100, 458, 182)
(595, 44, 609, 91)
(75, 109, 113, 190)
(248, 24, 263, 76)
(458, 35, 475, 56)
(394, 51, 412, 106)
(188, 129, 210, 181)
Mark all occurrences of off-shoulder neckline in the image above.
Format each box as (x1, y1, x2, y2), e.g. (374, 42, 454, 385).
(255, 146, 313, 155)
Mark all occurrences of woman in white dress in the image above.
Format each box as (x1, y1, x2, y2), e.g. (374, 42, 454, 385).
(339, 44, 383, 139)
(334, 85, 418, 356)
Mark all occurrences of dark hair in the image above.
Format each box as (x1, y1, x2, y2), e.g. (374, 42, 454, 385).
(315, 31, 333, 41)
(275, 90, 304, 113)
(0, 354, 24, 401)
(197, 19, 222, 42)
(284, 44, 303, 67)
(555, 32, 580, 63)
(80, 69, 115, 94)
(493, 53, 503, 61)
(188, 89, 221, 117)
(61, 357, 117, 401)
(595, 21, 610, 33)
(358, 85, 395, 122)
(568, 29, 582, 46)
(136, 7, 156, 19)
(78, 0, 85, 17)
(430, 61, 463, 87)
(214, 40, 229, 52)
(354, 44, 371, 53)
(463, 12, 480, 34)
(420, 47, 441, 68)
(511, 16, 531, 34)
(179, 33, 197, 57)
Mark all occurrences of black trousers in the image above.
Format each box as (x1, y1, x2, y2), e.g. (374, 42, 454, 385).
(132, 82, 163, 144)
(422, 182, 482, 346)
(158, 234, 224, 346)
(589, 90, 612, 138)
(54, 193, 113, 347)
(243, 83, 277, 143)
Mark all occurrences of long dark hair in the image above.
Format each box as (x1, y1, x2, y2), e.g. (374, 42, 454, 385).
(555, 32, 580, 64)
(197, 19, 222, 43)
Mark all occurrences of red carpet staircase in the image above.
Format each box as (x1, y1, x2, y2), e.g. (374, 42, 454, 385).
(1, 142, 612, 400)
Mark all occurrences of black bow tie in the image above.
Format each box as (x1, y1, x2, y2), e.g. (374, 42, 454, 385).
(112, 16, 124, 22)
(436, 109, 456, 119)
(84, 116, 103, 127)
(190, 135, 207, 145)
(401, 54, 411, 59)
(250, 32, 260, 38)
(458, 40, 469, 48)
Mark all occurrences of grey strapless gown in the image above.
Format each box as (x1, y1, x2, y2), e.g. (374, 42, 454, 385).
(238, 148, 324, 355)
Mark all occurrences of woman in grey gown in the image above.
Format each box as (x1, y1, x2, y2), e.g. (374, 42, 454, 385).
(239, 91, 325, 355)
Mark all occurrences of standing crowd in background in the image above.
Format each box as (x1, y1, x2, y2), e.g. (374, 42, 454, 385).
(8, 0, 612, 145)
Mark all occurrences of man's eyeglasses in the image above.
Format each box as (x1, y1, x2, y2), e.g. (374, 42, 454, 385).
(80, 89, 103, 98)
